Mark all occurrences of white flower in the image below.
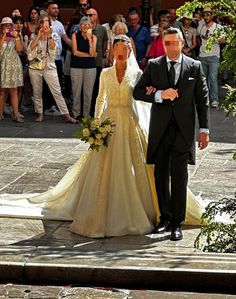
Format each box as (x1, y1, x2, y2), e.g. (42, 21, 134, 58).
(101, 132, 107, 138)
(99, 127, 106, 134)
(95, 133, 102, 140)
(105, 124, 111, 132)
(88, 137, 95, 144)
(91, 118, 102, 128)
(83, 128, 90, 137)
(95, 138, 104, 145)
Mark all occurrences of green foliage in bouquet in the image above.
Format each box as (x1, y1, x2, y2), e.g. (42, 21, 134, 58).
(194, 197, 236, 253)
(73, 117, 115, 151)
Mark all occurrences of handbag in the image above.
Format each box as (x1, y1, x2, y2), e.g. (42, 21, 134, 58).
(29, 58, 45, 70)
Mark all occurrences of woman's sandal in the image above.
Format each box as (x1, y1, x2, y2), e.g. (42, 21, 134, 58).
(35, 114, 44, 122)
(65, 116, 78, 124)
(13, 116, 24, 123)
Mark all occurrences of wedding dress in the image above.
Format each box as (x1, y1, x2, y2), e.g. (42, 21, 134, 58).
(0, 63, 205, 237)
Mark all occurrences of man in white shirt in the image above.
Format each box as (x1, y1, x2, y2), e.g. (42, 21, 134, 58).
(43, 1, 72, 115)
(197, 7, 225, 108)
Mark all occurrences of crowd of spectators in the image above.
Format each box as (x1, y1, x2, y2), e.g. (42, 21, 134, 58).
(0, 1, 229, 124)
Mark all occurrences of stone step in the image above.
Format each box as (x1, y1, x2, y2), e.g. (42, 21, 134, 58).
(0, 219, 235, 294)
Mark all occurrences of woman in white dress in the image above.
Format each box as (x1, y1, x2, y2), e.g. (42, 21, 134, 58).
(0, 35, 204, 237)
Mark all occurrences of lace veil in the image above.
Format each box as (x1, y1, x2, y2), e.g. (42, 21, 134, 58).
(128, 40, 151, 139)
(113, 34, 151, 138)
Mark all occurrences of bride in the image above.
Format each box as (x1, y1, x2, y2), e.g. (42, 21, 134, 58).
(0, 35, 204, 238)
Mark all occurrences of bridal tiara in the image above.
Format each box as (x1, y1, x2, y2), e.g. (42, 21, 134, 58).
(114, 34, 131, 44)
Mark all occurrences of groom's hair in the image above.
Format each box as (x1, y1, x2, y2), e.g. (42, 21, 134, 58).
(163, 27, 184, 40)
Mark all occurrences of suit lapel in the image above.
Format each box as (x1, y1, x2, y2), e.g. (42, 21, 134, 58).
(178, 55, 191, 94)
(159, 56, 170, 86)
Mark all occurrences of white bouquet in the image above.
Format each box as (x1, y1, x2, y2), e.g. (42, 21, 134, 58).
(74, 117, 115, 151)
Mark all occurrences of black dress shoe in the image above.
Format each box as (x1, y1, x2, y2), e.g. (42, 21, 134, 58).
(170, 225, 183, 241)
(154, 220, 171, 234)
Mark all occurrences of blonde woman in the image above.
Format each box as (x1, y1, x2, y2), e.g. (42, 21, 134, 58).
(0, 17, 23, 122)
(27, 15, 76, 123)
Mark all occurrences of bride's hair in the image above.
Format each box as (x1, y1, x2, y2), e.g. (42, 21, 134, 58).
(113, 34, 132, 49)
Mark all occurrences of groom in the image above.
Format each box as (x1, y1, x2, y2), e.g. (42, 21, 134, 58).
(133, 27, 209, 241)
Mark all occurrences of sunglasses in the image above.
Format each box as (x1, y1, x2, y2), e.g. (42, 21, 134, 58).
(203, 12, 212, 17)
(86, 13, 96, 17)
(79, 4, 87, 7)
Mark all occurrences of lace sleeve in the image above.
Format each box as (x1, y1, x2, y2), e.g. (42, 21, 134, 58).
(94, 70, 107, 118)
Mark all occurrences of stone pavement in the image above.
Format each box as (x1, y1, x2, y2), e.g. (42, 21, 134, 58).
(0, 105, 235, 295)
(1, 284, 236, 298)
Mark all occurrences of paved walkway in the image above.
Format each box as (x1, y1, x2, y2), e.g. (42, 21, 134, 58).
(0, 105, 235, 294)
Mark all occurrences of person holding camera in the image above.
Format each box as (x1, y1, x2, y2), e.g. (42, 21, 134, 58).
(27, 14, 76, 123)
(0, 17, 24, 122)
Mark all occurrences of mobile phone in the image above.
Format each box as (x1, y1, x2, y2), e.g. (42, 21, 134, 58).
(6, 29, 13, 37)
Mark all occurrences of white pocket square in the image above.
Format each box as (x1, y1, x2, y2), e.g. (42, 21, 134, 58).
(188, 77, 195, 80)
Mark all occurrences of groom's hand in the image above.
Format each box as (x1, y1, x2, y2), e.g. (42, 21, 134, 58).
(198, 132, 209, 150)
(161, 88, 179, 101)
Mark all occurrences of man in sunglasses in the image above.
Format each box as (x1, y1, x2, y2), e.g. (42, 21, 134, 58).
(197, 7, 225, 108)
(77, 0, 90, 13)
(133, 27, 209, 241)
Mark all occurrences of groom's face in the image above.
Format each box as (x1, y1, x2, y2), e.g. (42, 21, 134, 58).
(163, 33, 184, 61)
